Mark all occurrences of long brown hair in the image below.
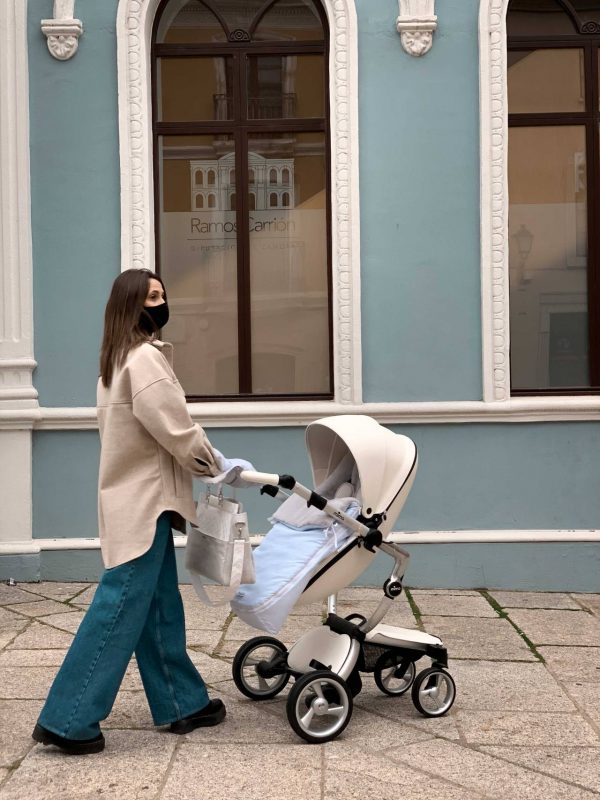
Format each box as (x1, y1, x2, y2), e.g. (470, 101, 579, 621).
(99, 269, 167, 387)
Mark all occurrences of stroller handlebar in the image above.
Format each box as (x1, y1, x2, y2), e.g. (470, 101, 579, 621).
(239, 470, 281, 487)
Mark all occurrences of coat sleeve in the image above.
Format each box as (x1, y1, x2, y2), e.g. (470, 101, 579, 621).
(131, 377, 219, 477)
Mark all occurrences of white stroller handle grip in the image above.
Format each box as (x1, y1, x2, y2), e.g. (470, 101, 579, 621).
(240, 470, 280, 487)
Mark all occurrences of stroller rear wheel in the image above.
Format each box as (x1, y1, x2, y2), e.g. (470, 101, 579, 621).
(411, 667, 456, 717)
(374, 652, 416, 696)
(232, 637, 290, 700)
(287, 670, 352, 744)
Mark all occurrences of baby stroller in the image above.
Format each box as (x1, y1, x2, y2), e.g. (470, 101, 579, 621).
(231, 415, 456, 743)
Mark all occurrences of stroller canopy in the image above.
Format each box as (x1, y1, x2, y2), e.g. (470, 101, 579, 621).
(305, 415, 417, 517)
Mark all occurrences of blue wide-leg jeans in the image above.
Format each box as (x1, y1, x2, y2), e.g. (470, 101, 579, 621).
(37, 512, 209, 740)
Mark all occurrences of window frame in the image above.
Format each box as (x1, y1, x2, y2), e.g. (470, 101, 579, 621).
(117, 0, 363, 408)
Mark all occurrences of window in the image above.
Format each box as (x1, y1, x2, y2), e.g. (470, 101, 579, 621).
(153, 0, 332, 398)
(507, 0, 600, 393)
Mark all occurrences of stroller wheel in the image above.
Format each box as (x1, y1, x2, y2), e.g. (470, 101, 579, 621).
(374, 653, 416, 696)
(286, 670, 353, 744)
(411, 667, 456, 717)
(232, 637, 290, 700)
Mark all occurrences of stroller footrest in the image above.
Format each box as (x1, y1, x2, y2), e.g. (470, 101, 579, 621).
(325, 613, 366, 642)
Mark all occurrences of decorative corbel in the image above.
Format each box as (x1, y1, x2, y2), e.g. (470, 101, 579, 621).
(41, 0, 83, 61)
(396, 0, 437, 57)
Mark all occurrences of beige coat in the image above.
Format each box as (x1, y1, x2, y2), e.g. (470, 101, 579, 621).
(97, 340, 218, 568)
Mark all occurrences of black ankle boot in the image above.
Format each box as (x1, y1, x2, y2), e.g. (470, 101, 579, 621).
(169, 698, 226, 734)
(32, 724, 105, 755)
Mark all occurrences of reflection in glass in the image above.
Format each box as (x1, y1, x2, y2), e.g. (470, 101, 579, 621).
(248, 132, 330, 394)
(156, 1, 227, 43)
(247, 55, 325, 119)
(508, 49, 584, 114)
(508, 126, 590, 389)
(254, 0, 324, 41)
(506, 0, 576, 37)
(157, 58, 233, 122)
(158, 135, 239, 395)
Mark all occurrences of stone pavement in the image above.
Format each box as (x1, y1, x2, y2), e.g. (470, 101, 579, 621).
(0, 582, 599, 800)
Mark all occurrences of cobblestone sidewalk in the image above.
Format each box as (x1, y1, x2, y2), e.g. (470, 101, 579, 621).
(0, 582, 599, 799)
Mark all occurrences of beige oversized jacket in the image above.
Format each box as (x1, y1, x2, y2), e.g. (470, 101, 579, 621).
(97, 340, 218, 568)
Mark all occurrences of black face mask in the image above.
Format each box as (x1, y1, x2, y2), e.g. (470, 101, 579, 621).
(140, 302, 169, 334)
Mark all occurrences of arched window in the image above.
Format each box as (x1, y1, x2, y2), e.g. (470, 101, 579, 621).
(282, 168, 290, 186)
(282, 192, 290, 207)
(507, 0, 600, 393)
(195, 169, 203, 186)
(195, 194, 204, 209)
(153, 0, 332, 398)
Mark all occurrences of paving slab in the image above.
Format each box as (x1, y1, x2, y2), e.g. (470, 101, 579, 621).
(184, 628, 222, 652)
(7, 622, 74, 650)
(409, 589, 482, 596)
(69, 584, 97, 605)
(5, 599, 75, 618)
(0, 608, 28, 632)
(0, 666, 56, 700)
(0, 585, 39, 605)
(105, 691, 153, 730)
(0, 699, 40, 766)
(540, 646, 600, 682)
(420, 615, 536, 660)
(160, 743, 321, 800)
(411, 594, 496, 617)
(39, 611, 85, 635)
(449, 660, 576, 711)
(507, 609, 600, 647)
(18, 583, 90, 602)
(225, 614, 320, 644)
(186, 649, 233, 685)
(480, 745, 600, 794)
(324, 749, 485, 800)
(390, 737, 600, 800)
(0, 631, 22, 651)
(456, 709, 599, 746)
(563, 682, 600, 726)
(0, 730, 176, 800)
(0, 649, 67, 667)
(489, 591, 581, 610)
(572, 594, 600, 617)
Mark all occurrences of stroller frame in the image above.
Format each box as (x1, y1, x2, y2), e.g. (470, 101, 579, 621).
(231, 470, 456, 744)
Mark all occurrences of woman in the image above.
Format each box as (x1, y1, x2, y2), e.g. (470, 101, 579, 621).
(33, 269, 225, 755)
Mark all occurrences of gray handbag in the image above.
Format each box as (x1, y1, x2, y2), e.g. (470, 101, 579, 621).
(186, 489, 255, 606)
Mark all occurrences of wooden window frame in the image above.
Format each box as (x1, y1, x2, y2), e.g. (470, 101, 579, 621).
(151, 0, 334, 401)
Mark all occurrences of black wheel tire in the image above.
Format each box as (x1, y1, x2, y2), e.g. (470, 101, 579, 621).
(373, 652, 416, 696)
(232, 636, 289, 701)
(286, 670, 353, 744)
(411, 667, 456, 717)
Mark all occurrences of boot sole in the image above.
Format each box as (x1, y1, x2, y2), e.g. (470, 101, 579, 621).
(169, 704, 226, 734)
(32, 724, 105, 755)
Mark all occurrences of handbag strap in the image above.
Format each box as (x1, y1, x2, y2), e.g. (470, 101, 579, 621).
(190, 536, 247, 607)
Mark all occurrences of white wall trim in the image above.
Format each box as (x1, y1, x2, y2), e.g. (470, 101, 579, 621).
(116, 0, 363, 405)
(480, 0, 511, 403)
(2, 529, 599, 556)
(0, 2, 36, 544)
(2, 396, 600, 431)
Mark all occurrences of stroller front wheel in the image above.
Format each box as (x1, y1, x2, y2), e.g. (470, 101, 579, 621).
(411, 667, 456, 717)
(232, 636, 290, 700)
(286, 670, 353, 744)
(374, 653, 416, 696)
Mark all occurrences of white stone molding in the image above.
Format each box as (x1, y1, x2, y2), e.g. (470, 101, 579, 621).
(479, 0, 511, 403)
(2, 396, 599, 432)
(41, 1, 83, 61)
(396, 0, 437, 57)
(116, 0, 362, 404)
(0, 1, 36, 543)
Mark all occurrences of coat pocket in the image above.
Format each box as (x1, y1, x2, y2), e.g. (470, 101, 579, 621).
(158, 447, 177, 499)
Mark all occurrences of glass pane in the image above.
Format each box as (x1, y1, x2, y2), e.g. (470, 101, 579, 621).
(507, 0, 577, 37)
(158, 135, 239, 395)
(157, 58, 234, 121)
(248, 132, 330, 394)
(508, 125, 590, 390)
(247, 55, 325, 119)
(508, 49, 584, 113)
(156, 1, 227, 44)
(253, 0, 324, 41)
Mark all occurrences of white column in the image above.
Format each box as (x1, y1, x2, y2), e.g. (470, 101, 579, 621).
(0, 0, 37, 543)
